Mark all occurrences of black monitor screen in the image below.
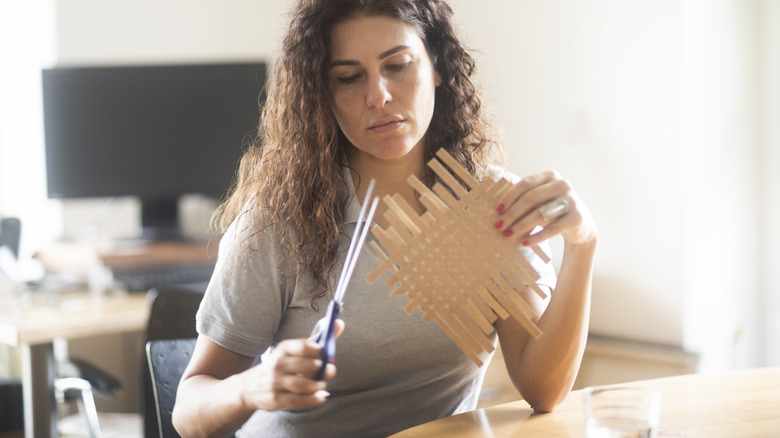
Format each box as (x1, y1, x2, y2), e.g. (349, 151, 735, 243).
(42, 62, 266, 240)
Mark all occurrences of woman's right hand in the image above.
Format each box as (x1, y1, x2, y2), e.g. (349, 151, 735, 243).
(237, 319, 344, 411)
(173, 321, 346, 436)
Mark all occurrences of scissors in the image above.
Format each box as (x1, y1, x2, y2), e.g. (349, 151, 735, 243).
(312, 179, 379, 380)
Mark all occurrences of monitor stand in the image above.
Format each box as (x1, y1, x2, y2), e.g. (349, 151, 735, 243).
(140, 197, 183, 241)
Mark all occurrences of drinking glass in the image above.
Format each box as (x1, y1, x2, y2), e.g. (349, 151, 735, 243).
(582, 386, 662, 438)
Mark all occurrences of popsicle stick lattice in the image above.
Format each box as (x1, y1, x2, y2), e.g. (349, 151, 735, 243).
(365, 149, 551, 367)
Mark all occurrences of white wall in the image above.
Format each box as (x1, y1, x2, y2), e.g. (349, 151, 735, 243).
(449, 0, 774, 370)
(760, 0, 780, 367)
(451, 0, 690, 348)
(2, 0, 776, 371)
(0, 0, 59, 262)
(680, 0, 762, 371)
(54, 0, 290, 65)
(454, 0, 778, 369)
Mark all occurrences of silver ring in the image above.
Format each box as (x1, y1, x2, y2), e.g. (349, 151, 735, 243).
(539, 198, 568, 223)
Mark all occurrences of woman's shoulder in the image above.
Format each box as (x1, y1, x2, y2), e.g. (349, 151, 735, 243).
(219, 206, 285, 255)
(214, 205, 298, 280)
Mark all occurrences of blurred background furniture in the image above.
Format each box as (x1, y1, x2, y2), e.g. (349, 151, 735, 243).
(0, 290, 150, 438)
(0, 377, 23, 435)
(0, 218, 21, 260)
(26, 239, 216, 436)
(55, 376, 102, 437)
(55, 357, 123, 438)
(2, 216, 140, 438)
(146, 338, 197, 438)
(143, 286, 205, 438)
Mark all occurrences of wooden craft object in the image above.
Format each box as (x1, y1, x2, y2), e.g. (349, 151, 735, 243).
(366, 149, 551, 367)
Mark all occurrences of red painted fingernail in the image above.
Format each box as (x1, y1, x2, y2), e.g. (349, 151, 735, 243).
(522, 240, 530, 247)
(503, 229, 514, 237)
(497, 203, 505, 213)
(495, 220, 503, 229)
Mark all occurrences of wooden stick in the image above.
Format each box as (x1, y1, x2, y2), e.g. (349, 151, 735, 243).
(365, 149, 552, 365)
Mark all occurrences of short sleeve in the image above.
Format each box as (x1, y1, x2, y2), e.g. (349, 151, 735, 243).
(196, 215, 294, 358)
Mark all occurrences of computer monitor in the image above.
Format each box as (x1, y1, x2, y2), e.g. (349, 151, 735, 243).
(41, 62, 266, 241)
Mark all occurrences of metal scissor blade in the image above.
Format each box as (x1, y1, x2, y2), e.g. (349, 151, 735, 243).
(312, 180, 379, 380)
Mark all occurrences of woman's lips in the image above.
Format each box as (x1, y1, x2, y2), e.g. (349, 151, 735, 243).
(369, 117, 404, 133)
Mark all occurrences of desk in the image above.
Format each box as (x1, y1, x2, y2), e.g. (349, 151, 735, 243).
(391, 367, 780, 437)
(0, 290, 150, 438)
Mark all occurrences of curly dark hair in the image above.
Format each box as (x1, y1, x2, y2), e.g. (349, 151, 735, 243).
(212, 0, 503, 305)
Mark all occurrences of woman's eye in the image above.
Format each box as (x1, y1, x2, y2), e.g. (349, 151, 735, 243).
(386, 62, 411, 73)
(337, 74, 362, 84)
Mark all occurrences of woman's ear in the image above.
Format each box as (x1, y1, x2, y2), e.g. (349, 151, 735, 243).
(434, 70, 442, 87)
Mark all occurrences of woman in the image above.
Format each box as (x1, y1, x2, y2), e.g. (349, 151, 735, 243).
(173, 0, 597, 437)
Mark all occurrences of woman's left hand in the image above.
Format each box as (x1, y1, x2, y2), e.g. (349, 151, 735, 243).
(494, 170, 597, 248)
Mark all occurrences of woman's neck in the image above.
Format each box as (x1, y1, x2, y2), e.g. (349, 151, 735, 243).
(348, 146, 426, 227)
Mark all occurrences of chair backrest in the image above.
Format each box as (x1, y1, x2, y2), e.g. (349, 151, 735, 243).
(146, 286, 205, 341)
(0, 217, 21, 259)
(146, 338, 196, 438)
(144, 286, 205, 438)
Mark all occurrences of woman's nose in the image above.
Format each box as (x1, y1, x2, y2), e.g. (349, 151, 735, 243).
(366, 76, 391, 108)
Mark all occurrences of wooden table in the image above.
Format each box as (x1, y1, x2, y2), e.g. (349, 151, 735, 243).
(391, 367, 780, 437)
(0, 289, 150, 438)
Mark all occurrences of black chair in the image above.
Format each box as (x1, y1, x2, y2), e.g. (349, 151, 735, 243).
(143, 285, 206, 438)
(146, 338, 197, 438)
(0, 217, 21, 259)
(0, 378, 23, 434)
(145, 284, 205, 340)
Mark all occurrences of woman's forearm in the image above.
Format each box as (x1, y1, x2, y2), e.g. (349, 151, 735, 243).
(509, 238, 597, 412)
(173, 373, 255, 438)
(173, 334, 337, 437)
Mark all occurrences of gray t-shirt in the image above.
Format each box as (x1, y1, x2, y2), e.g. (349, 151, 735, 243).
(196, 168, 556, 437)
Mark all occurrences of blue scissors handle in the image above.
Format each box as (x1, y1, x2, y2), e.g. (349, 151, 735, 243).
(314, 300, 342, 380)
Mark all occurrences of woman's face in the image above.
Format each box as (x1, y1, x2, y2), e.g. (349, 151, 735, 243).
(327, 15, 441, 163)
